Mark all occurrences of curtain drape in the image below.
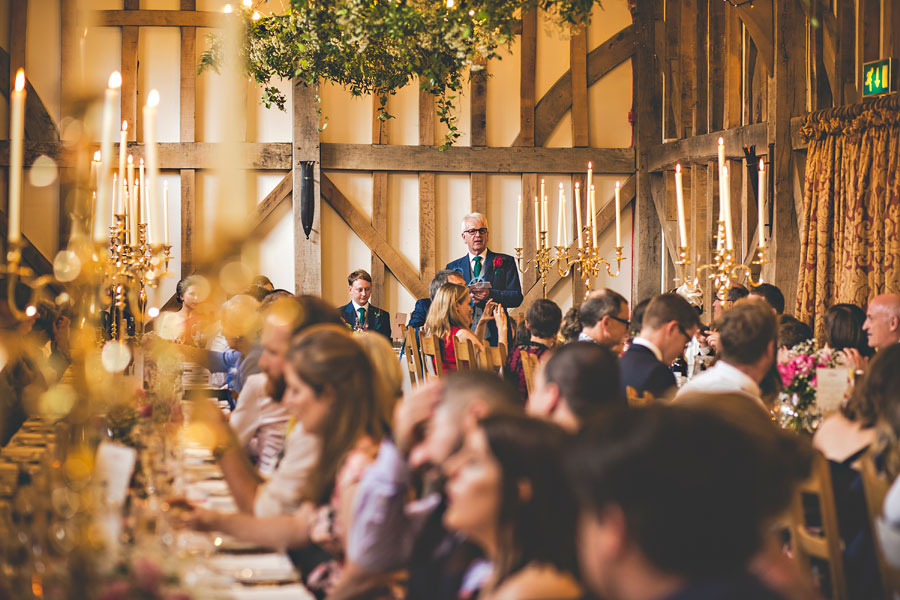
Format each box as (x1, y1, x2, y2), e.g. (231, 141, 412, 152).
(796, 94, 900, 338)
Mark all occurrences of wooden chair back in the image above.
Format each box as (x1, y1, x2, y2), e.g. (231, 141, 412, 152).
(860, 450, 900, 599)
(789, 450, 847, 600)
(419, 333, 444, 380)
(479, 343, 508, 373)
(403, 326, 424, 385)
(452, 336, 478, 371)
(521, 351, 540, 397)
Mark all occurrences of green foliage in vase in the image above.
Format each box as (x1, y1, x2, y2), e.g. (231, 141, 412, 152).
(201, 0, 602, 149)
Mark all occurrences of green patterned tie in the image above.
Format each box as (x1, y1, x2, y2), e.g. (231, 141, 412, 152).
(357, 307, 366, 328)
(473, 256, 483, 280)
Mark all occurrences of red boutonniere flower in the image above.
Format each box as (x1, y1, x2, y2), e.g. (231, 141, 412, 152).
(493, 256, 503, 268)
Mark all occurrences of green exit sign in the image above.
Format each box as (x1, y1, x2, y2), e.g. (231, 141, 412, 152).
(863, 59, 894, 96)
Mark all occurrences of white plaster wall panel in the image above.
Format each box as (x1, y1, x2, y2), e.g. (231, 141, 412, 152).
(587, 0, 633, 49)
(320, 201, 370, 308)
(485, 41, 519, 147)
(26, 0, 61, 127)
(253, 78, 292, 142)
(142, 0, 179, 10)
(83, 23, 122, 140)
(535, 12, 569, 102)
(436, 174, 471, 270)
(258, 210, 293, 291)
(23, 166, 60, 258)
(385, 173, 418, 315)
(593, 174, 633, 303)
(138, 27, 181, 142)
(319, 81, 373, 145)
(486, 175, 521, 256)
(327, 172, 373, 221)
(386, 81, 418, 147)
(545, 112, 572, 148)
(589, 60, 632, 148)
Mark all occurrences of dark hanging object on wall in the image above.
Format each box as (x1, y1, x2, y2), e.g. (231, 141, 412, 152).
(743, 145, 759, 204)
(300, 161, 315, 240)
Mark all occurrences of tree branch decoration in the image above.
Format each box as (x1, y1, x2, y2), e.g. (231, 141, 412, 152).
(201, 0, 602, 150)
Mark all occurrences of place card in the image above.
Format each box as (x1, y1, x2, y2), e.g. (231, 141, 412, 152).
(94, 441, 137, 505)
(816, 366, 853, 414)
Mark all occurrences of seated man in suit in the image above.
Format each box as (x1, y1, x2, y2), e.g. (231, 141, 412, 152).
(445, 213, 523, 347)
(340, 269, 392, 339)
(408, 269, 465, 329)
(618, 293, 699, 401)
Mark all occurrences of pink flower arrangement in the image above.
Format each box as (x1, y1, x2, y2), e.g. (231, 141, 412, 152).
(775, 339, 841, 433)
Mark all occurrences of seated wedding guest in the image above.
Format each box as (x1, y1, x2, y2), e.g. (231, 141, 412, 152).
(812, 362, 882, 598)
(627, 297, 650, 343)
(182, 325, 386, 597)
(339, 269, 391, 339)
(201, 295, 342, 516)
(824, 303, 872, 371)
(408, 269, 465, 329)
(863, 293, 900, 353)
(676, 298, 775, 407)
(618, 293, 699, 400)
(446, 213, 522, 347)
(777, 315, 813, 350)
(442, 415, 581, 599)
(527, 342, 623, 431)
(563, 289, 630, 354)
(750, 282, 786, 314)
(31, 301, 71, 383)
(504, 299, 561, 402)
(710, 283, 749, 323)
(356, 331, 405, 426)
(335, 372, 522, 600)
(424, 282, 506, 372)
(564, 404, 811, 600)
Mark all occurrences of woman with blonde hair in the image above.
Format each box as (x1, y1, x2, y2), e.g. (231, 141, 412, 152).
(181, 324, 386, 596)
(424, 282, 506, 371)
(356, 331, 404, 428)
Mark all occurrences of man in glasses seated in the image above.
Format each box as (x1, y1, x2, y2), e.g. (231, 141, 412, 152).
(445, 213, 522, 347)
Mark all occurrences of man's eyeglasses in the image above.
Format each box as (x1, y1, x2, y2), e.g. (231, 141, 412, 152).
(463, 228, 489, 236)
(608, 315, 630, 328)
(676, 323, 694, 342)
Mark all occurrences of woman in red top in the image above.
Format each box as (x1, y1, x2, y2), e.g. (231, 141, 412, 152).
(424, 282, 506, 371)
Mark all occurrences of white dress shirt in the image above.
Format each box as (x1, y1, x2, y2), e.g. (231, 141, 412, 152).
(253, 423, 319, 517)
(631, 336, 663, 362)
(352, 300, 368, 325)
(675, 360, 764, 406)
(468, 251, 488, 279)
(229, 373, 291, 475)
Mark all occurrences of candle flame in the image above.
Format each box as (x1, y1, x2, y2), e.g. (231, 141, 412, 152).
(588, 161, 592, 169)
(559, 182, 563, 189)
(722, 165, 729, 176)
(575, 181, 580, 188)
(223, 4, 233, 13)
(252, 10, 261, 19)
(93, 151, 101, 162)
(759, 159, 765, 171)
(108, 71, 122, 89)
(147, 89, 160, 107)
(122, 120, 128, 131)
(718, 136, 724, 145)
(14, 69, 25, 92)
(140, 158, 145, 166)
(243, 0, 252, 6)
(616, 180, 621, 188)
(675, 163, 681, 173)
(127, 155, 134, 165)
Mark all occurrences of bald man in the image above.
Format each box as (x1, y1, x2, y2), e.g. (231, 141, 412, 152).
(863, 294, 900, 351)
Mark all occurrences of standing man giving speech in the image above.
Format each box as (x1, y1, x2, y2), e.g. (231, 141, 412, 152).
(446, 213, 523, 346)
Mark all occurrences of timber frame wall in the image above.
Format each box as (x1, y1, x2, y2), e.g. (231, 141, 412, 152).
(1, 1, 898, 314)
(634, 0, 900, 316)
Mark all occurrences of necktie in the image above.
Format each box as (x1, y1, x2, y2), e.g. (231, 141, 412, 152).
(357, 307, 366, 327)
(473, 256, 483, 280)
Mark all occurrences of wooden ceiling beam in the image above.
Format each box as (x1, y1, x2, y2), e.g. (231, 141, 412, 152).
(90, 9, 228, 28)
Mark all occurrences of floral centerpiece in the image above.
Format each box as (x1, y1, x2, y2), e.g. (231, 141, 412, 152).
(775, 340, 841, 434)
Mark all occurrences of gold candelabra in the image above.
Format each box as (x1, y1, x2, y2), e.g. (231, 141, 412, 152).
(677, 219, 768, 300)
(515, 227, 626, 299)
(0, 243, 59, 320)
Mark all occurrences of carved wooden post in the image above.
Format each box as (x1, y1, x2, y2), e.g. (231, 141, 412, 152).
(293, 81, 322, 295)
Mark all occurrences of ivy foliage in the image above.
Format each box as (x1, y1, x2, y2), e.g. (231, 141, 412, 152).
(202, 0, 602, 149)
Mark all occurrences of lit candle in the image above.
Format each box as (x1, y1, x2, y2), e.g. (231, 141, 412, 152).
(541, 194, 548, 235)
(533, 196, 540, 248)
(575, 182, 583, 249)
(133, 180, 140, 229)
(758, 159, 766, 248)
(615, 181, 622, 248)
(112, 173, 119, 218)
(586, 161, 592, 199)
(540, 179, 545, 211)
(558, 184, 568, 247)
(674, 165, 687, 248)
(90, 150, 101, 192)
(717, 137, 725, 173)
(144, 90, 160, 244)
(96, 71, 121, 242)
(516, 196, 523, 249)
(119, 121, 128, 187)
(139, 158, 146, 225)
(8, 69, 25, 244)
(163, 180, 170, 246)
(722, 165, 733, 250)
(590, 185, 597, 247)
(127, 155, 136, 242)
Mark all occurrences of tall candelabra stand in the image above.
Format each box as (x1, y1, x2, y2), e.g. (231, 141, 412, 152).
(515, 226, 626, 299)
(514, 231, 557, 298)
(0, 243, 59, 320)
(678, 219, 769, 300)
(105, 214, 172, 338)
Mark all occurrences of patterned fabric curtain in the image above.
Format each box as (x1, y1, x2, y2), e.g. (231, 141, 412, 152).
(796, 95, 900, 338)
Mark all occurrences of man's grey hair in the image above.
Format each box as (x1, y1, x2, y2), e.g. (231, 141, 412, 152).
(430, 269, 464, 299)
(461, 212, 488, 233)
